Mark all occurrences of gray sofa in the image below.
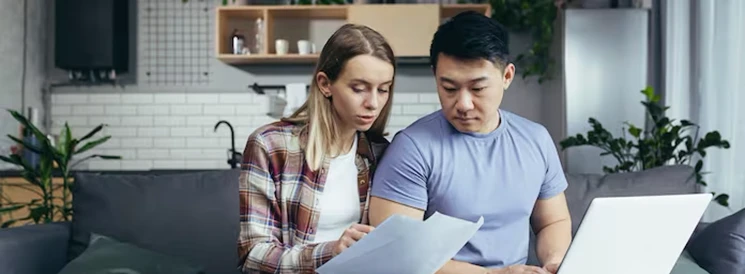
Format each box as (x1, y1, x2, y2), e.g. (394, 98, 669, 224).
(0, 165, 737, 274)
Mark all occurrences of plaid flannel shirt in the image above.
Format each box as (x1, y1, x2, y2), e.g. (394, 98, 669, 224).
(238, 121, 389, 274)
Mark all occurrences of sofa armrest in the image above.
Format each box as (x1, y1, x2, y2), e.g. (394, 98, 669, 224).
(0, 222, 71, 274)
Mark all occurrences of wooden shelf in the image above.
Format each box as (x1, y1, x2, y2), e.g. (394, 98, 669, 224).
(217, 53, 321, 64)
(441, 4, 491, 19)
(215, 4, 491, 65)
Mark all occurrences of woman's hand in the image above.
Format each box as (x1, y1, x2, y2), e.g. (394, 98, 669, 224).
(331, 224, 375, 256)
(486, 265, 551, 274)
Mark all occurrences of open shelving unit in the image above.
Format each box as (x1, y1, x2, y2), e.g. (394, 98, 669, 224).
(215, 4, 491, 65)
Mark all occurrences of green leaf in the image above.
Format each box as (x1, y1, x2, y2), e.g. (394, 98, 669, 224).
(694, 160, 703, 173)
(95, 155, 122, 160)
(57, 126, 70, 158)
(641, 86, 658, 102)
(1, 220, 17, 228)
(6, 134, 43, 154)
(79, 124, 105, 143)
(0, 155, 20, 166)
(628, 125, 642, 138)
(714, 194, 729, 207)
(0, 204, 25, 213)
(28, 205, 50, 224)
(74, 136, 111, 155)
(7, 109, 47, 142)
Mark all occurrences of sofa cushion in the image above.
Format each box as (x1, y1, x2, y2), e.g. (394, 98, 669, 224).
(670, 251, 710, 274)
(59, 233, 205, 274)
(687, 208, 745, 274)
(69, 170, 241, 274)
(563, 165, 700, 235)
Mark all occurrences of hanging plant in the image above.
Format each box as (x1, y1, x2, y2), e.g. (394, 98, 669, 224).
(485, 0, 562, 84)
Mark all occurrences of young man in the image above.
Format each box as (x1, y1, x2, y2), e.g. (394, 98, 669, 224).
(369, 11, 572, 274)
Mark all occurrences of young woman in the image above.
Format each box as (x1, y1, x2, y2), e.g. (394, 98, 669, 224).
(238, 24, 396, 274)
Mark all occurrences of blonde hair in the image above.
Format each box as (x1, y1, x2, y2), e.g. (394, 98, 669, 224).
(281, 24, 396, 171)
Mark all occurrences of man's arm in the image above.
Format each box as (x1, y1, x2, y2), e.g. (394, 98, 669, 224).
(530, 192, 572, 269)
(531, 127, 573, 271)
(368, 197, 488, 274)
(368, 132, 488, 274)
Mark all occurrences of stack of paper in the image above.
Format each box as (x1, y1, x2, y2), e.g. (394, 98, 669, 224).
(316, 212, 484, 274)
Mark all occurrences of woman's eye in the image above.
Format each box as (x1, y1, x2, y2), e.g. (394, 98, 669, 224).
(352, 87, 364, 93)
(378, 88, 389, 93)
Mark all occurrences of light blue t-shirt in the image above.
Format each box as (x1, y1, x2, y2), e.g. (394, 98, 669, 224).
(371, 109, 568, 268)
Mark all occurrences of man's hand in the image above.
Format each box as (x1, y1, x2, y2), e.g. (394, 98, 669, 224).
(331, 224, 374, 257)
(542, 262, 560, 274)
(487, 265, 551, 274)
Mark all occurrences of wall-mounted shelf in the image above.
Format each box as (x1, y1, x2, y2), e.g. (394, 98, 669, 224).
(215, 4, 491, 65)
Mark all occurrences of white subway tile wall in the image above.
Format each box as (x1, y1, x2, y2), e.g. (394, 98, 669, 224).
(50, 92, 442, 171)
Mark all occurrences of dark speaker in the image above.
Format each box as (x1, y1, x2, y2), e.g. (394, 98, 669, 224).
(55, 0, 129, 73)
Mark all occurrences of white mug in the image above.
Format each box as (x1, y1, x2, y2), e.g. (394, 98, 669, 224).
(275, 39, 289, 55)
(297, 40, 311, 55)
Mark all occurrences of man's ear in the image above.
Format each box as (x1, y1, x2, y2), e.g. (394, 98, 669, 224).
(316, 72, 332, 97)
(502, 63, 515, 90)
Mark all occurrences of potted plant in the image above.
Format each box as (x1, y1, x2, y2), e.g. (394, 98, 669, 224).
(559, 87, 732, 207)
(0, 109, 121, 227)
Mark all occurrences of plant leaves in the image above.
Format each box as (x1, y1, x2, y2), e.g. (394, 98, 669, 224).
(79, 124, 105, 143)
(714, 194, 729, 207)
(0, 155, 20, 166)
(0, 204, 25, 213)
(74, 136, 111, 155)
(1, 220, 17, 228)
(95, 155, 122, 160)
(57, 126, 70, 158)
(5, 135, 43, 155)
(628, 125, 642, 138)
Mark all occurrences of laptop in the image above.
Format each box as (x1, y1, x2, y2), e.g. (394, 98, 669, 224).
(556, 193, 712, 274)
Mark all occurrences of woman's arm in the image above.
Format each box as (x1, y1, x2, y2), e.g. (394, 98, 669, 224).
(238, 134, 335, 274)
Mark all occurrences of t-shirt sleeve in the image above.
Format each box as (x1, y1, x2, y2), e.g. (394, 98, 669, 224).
(538, 128, 569, 200)
(370, 132, 429, 211)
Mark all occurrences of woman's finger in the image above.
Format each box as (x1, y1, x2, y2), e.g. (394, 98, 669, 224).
(340, 235, 356, 247)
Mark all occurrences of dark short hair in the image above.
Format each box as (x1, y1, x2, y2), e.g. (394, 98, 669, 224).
(429, 11, 510, 70)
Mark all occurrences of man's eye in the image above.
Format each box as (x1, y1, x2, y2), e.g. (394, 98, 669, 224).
(472, 87, 486, 92)
(443, 87, 457, 92)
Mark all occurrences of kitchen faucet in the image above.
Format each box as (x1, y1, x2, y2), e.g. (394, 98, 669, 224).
(214, 120, 242, 169)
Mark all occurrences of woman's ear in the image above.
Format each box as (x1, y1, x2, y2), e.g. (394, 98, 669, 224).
(316, 72, 332, 98)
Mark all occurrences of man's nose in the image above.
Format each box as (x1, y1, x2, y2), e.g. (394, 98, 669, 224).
(455, 91, 474, 112)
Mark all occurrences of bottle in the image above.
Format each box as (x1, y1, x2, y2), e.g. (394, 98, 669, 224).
(254, 18, 264, 54)
(231, 29, 244, 55)
(22, 107, 40, 169)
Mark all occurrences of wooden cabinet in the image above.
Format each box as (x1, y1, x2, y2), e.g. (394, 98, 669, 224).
(347, 4, 440, 57)
(215, 4, 490, 64)
(0, 177, 69, 227)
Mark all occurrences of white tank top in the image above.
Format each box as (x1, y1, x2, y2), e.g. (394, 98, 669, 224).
(312, 136, 361, 243)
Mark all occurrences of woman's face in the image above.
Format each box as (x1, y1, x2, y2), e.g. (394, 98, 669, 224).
(318, 54, 394, 132)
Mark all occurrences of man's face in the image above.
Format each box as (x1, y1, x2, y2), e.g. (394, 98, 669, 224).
(434, 53, 514, 134)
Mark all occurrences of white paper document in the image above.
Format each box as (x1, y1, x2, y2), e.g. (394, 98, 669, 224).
(316, 212, 484, 274)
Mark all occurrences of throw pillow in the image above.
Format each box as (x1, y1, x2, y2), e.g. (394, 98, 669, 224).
(69, 170, 242, 274)
(687, 208, 745, 274)
(58, 233, 205, 274)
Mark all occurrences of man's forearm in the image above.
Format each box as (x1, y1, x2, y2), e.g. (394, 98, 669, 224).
(435, 260, 487, 274)
(535, 219, 572, 265)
